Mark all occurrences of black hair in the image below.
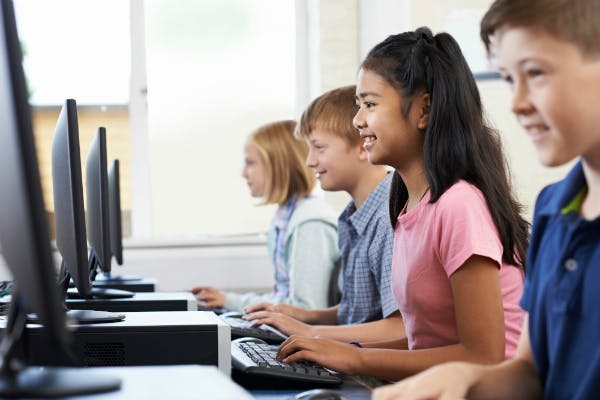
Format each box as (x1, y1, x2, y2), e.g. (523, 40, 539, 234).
(362, 27, 529, 268)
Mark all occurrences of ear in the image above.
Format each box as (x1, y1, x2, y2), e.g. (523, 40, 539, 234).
(416, 92, 431, 130)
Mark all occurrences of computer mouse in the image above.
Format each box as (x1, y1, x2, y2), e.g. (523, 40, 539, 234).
(291, 388, 348, 400)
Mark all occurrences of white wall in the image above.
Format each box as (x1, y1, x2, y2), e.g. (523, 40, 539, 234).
(0, 237, 274, 293)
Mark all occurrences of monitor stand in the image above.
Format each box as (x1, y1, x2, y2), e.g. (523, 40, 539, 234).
(1, 296, 121, 397)
(66, 287, 134, 300)
(54, 267, 126, 324)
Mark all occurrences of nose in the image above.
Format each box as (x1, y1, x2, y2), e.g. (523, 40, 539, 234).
(511, 79, 534, 116)
(353, 107, 366, 130)
(306, 148, 317, 169)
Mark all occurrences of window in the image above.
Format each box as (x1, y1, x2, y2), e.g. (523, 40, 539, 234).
(14, 0, 132, 237)
(144, 0, 296, 236)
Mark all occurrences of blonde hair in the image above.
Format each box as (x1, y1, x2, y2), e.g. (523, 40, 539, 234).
(247, 120, 315, 205)
(481, 0, 600, 58)
(296, 85, 360, 147)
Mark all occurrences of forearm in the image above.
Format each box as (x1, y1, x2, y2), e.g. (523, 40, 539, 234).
(362, 336, 408, 350)
(311, 312, 405, 343)
(356, 342, 504, 381)
(304, 306, 339, 325)
(467, 358, 542, 399)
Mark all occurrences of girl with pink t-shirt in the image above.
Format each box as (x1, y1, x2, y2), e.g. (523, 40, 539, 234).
(275, 27, 528, 381)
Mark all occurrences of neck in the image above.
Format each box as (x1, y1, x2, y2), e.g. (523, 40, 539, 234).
(581, 157, 600, 219)
(348, 166, 388, 209)
(396, 164, 429, 213)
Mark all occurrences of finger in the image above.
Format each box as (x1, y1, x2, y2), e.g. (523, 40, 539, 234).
(202, 298, 221, 307)
(196, 292, 216, 302)
(243, 311, 270, 321)
(244, 302, 273, 313)
(281, 349, 317, 364)
(372, 384, 405, 400)
(277, 336, 314, 360)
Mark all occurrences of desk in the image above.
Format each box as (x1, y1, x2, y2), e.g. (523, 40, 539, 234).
(61, 365, 253, 400)
(250, 377, 371, 400)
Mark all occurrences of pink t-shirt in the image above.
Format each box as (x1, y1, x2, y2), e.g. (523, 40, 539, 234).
(391, 180, 524, 359)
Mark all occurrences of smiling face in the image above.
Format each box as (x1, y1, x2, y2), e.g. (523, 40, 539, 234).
(495, 26, 600, 167)
(305, 128, 362, 192)
(241, 143, 267, 198)
(353, 68, 426, 171)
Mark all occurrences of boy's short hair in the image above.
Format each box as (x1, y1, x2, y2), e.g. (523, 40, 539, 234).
(296, 85, 360, 147)
(247, 120, 315, 206)
(481, 0, 600, 57)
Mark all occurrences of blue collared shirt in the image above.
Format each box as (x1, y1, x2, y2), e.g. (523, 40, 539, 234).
(521, 161, 600, 400)
(336, 173, 397, 325)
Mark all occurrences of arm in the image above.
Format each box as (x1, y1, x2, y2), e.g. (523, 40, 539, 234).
(278, 255, 506, 381)
(244, 302, 339, 325)
(285, 220, 339, 309)
(371, 317, 542, 400)
(245, 309, 404, 341)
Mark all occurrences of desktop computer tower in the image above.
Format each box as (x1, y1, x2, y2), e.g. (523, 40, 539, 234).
(19, 311, 231, 375)
(66, 291, 196, 312)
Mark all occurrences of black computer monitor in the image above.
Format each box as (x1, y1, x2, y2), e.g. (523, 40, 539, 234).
(108, 160, 124, 266)
(96, 158, 141, 282)
(52, 101, 132, 304)
(52, 99, 91, 297)
(0, 1, 120, 395)
(86, 127, 112, 275)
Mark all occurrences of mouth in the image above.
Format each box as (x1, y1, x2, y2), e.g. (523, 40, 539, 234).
(361, 133, 378, 150)
(523, 124, 550, 143)
(315, 171, 325, 179)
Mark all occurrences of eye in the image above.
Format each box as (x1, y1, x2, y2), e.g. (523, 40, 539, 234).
(526, 68, 544, 79)
(364, 101, 375, 109)
(501, 73, 513, 85)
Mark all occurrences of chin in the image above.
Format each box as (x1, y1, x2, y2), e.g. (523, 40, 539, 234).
(367, 153, 386, 166)
(536, 146, 577, 167)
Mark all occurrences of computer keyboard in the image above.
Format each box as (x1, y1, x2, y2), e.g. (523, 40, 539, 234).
(231, 338, 343, 387)
(196, 303, 229, 315)
(221, 312, 287, 344)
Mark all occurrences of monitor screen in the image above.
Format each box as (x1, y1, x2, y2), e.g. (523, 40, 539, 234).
(0, 0, 65, 340)
(52, 98, 93, 298)
(0, 1, 120, 395)
(86, 127, 112, 274)
(108, 159, 123, 266)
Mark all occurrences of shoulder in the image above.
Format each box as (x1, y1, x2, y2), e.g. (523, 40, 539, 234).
(289, 196, 338, 228)
(434, 180, 487, 215)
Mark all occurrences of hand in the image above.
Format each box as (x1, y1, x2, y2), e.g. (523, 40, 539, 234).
(371, 362, 479, 400)
(190, 286, 225, 308)
(243, 311, 314, 337)
(276, 335, 363, 376)
(245, 302, 310, 321)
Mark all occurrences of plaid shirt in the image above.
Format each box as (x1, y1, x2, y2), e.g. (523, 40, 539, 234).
(336, 173, 397, 324)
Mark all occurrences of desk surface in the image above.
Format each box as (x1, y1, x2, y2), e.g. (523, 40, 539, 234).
(61, 365, 253, 400)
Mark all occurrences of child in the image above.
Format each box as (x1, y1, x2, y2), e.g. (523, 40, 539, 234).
(373, 1, 600, 399)
(275, 27, 529, 382)
(244, 85, 405, 342)
(190, 120, 340, 312)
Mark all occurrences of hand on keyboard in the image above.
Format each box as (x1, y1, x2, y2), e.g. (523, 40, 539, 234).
(277, 335, 362, 377)
(243, 310, 313, 337)
(221, 311, 287, 344)
(231, 337, 343, 387)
